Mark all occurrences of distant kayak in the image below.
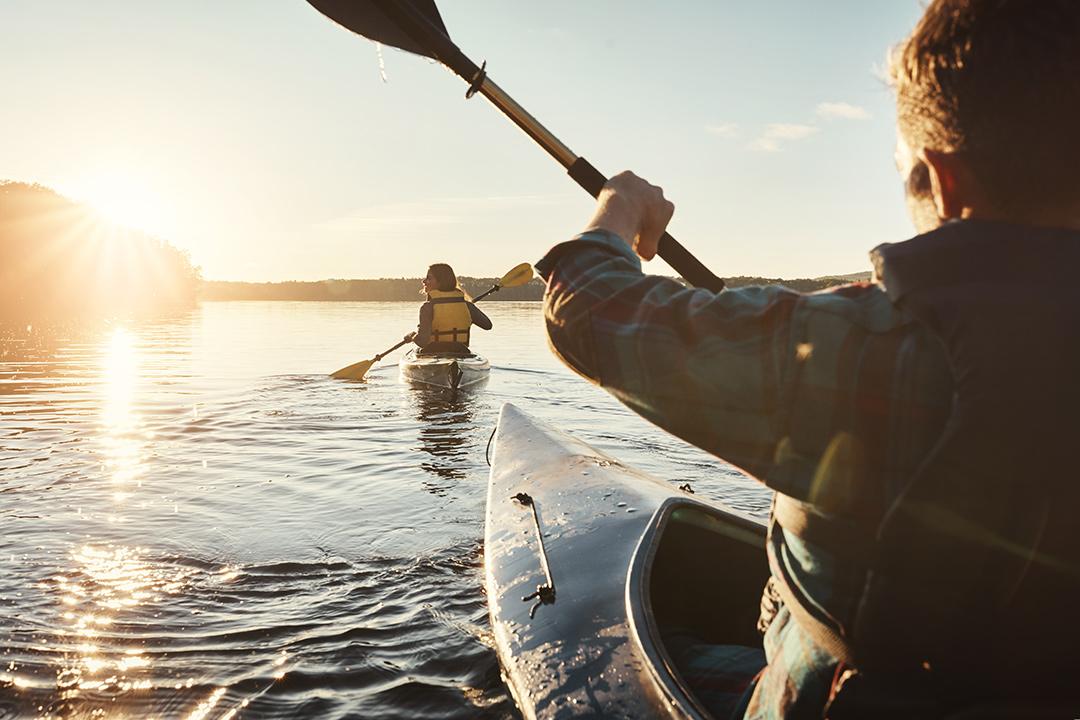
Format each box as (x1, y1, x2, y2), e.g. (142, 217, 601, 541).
(399, 348, 490, 390)
(485, 403, 768, 718)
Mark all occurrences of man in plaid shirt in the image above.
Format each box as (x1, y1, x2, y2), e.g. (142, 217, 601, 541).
(536, 1, 1080, 717)
(537, 226, 954, 717)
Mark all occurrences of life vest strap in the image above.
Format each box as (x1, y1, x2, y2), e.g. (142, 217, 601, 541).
(431, 328, 470, 343)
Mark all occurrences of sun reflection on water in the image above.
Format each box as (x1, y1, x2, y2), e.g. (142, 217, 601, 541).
(102, 327, 139, 429)
(38, 330, 181, 710)
(21, 324, 300, 717)
(100, 327, 147, 499)
(48, 544, 194, 700)
(186, 687, 227, 720)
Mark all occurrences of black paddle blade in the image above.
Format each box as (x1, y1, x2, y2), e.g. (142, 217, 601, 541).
(306, 0, 449, 58)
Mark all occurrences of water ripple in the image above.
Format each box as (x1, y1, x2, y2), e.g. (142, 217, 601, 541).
(0, 302, 764, 719)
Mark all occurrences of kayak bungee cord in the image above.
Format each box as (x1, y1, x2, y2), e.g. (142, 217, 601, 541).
(512, 492, 556, 618)
(485, 425, 497, 467)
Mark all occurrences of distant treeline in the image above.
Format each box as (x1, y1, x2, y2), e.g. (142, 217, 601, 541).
(202, 273, 861, 301)
(0, 181, 200, 323)
(201, 277, 549, 302)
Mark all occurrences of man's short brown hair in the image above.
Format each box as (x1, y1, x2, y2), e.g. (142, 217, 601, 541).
(891, 0, 1080, 214)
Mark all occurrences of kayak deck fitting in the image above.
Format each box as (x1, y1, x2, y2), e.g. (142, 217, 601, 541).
(485, 403, 767, 718)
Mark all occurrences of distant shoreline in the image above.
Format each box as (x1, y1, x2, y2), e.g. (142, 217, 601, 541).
(200, 273, 870, 302)
(199, 277, 548, 302)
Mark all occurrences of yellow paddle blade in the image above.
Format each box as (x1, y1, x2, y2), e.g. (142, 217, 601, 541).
(498, 262, 534, 288)
(330, 357, 376, 381)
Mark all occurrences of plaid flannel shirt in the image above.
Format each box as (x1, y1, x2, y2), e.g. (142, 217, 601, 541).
(536, 230, 953, 719)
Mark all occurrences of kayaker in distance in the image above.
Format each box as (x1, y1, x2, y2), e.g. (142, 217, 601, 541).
(408, 263, 492, 354)
(535, 0, 1080, 716)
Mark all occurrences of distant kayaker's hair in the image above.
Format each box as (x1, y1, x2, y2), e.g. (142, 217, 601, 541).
(890, 0, 1080, 214)
(427, 263, 459, 292)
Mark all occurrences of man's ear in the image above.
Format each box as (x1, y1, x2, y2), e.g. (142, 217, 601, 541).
(923, 149, 981, 220)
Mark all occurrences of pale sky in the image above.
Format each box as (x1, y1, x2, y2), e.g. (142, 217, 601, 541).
(1, 1, 926, 281)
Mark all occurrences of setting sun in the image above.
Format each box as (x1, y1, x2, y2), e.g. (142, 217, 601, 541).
(65, 170, 168, 236)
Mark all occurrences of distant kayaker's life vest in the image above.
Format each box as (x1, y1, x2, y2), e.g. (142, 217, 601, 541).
(427, 288, 472, 346)
(770, 220, 1080, 706)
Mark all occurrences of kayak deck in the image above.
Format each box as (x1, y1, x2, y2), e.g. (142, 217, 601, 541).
(485, 403, 767, 718)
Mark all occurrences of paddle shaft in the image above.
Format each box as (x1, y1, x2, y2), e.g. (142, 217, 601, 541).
(472, 285, 499, 302)
(375, 337, 411, 361)
(372, 0, 725, 293)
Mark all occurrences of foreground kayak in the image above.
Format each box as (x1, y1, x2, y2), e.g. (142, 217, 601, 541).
(399, 348, 490, 390)
(485, 403, 768, 719)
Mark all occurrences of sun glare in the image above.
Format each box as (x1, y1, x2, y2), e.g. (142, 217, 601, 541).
(66, 170, 168, 236)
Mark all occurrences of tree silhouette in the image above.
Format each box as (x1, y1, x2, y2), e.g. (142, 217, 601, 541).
(0, 181, 199, 323)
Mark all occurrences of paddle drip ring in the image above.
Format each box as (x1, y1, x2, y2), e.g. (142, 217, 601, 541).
(465, 61, 487, 99)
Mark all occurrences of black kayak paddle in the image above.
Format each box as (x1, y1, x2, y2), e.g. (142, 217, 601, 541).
(305, 0, 725, 293)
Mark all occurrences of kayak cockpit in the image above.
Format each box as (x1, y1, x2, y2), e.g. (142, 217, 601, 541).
(628, 500, 769, 718)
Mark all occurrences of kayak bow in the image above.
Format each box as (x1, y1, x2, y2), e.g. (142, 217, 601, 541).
(485, 404, 768, 718)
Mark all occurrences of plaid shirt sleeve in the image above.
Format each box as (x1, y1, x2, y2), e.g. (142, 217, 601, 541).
(536, 230, 799, 482)
(536, 230, 951, 511)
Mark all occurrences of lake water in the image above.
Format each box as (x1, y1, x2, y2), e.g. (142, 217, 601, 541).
(0, 301, 771, 719)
